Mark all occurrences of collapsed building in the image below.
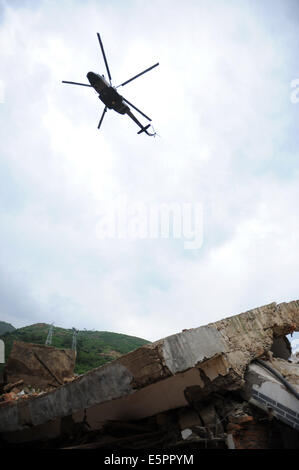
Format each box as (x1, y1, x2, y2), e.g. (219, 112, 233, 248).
(0, 300, 298, 449)
(3, 341, 76, 390)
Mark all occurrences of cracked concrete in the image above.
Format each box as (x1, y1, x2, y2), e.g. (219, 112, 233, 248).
(0, 299, 298, 444)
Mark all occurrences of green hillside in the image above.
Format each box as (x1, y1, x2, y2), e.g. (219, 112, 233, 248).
(0, 321, 15, 335)
(0, 323, 150, 375)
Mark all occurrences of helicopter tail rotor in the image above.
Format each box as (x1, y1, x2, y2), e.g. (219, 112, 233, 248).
(137, 124, 157, 137)
(137, 124, 151, 135)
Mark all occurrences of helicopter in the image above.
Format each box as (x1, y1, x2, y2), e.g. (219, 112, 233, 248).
(62, 33, 159, 136)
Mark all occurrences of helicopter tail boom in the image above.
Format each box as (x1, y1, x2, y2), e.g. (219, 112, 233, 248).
(126, 110, 156, 136)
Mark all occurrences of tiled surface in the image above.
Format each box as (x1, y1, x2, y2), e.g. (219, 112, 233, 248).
(252, 388, 299, 430)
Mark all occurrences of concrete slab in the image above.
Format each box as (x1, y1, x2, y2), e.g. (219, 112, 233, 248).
(0, 299, 298, 443)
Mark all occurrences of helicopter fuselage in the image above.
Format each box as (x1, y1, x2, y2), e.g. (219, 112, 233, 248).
(87, 71, 129, 115)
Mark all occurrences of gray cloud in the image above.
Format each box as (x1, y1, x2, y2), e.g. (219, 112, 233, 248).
(0, 0, 298, 341)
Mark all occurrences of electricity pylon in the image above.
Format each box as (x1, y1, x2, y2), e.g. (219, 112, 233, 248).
(45, 323, 54, 346)
(72, 328, 79, 352)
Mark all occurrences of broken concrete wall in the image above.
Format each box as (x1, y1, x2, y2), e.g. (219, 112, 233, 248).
(271, 337, 292, 360)
(3, 392, 298, 449)
(4, 341, 76, 389)
(0, 300, 298, 443)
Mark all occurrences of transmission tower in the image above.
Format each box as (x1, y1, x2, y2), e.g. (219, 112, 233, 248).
(72, 328, 79, 352)
(45, 323, 54, 346)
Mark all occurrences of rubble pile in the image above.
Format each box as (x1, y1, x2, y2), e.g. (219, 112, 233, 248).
(0, 300, 298, 449)
(0, 379, 75, 406)
(0, 341, 76, 407)
(0, 380, 48, 404)
(3, 341, 76, 389)
(13, 390, 298, 449)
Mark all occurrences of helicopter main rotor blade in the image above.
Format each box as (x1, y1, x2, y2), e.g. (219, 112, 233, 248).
(122, 97, 152, 121)
(62, 81, 92, 87)
(117, 62, 159, 88)
(97, 33, 112, 84)
(98, 106, 107, 130)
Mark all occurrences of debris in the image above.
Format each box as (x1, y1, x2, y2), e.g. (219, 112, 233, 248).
(2, 392, 17, 402)
(181, 428, 192, 440)
(3, 340, 75, 390)
(3, 380, 24, 393)
(33, 351, 63, 385)
(242, 358, 299, 432)
(0, 299, 298, 448)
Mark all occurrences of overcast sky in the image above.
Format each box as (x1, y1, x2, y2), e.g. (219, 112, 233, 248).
(0, 0, 299, 343)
